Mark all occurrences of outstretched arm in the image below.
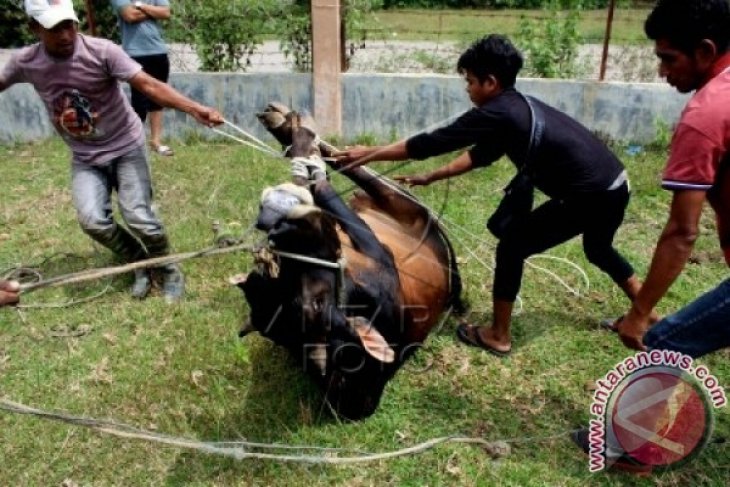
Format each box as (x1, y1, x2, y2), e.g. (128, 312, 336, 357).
(334, 140, 410, 169)
(128, 71, 223, 126)
(395, 151, 474, 187)
(617, 189, 705, 350)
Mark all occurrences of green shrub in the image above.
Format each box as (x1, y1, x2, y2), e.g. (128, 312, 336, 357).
(381, 0, 627, 9)
(278, 0, 381, 73)
(1, 0, 34, 47)
(167, 0, 278, 72)
(1, 0, 121, 48)
(517, 0, 582, 78)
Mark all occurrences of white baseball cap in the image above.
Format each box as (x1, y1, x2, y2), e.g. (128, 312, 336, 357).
(25, 0, 79, 29)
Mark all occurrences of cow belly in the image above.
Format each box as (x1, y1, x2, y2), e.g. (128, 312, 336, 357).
(358, 214, 450, 341)
(397, 253, 450, 341)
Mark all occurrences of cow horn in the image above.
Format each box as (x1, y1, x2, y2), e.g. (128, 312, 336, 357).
(346, 316, 395, 363)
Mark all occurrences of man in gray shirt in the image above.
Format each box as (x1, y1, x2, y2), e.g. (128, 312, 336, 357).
(2, 0, 223, 302)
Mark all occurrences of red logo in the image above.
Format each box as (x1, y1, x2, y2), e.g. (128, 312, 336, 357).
(607, 366, 712, 467)
(52, 90, 99, 138)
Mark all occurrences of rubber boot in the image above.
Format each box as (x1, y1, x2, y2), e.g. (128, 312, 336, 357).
(130, 269, 152, 299)
(92, 225, 145, 262)
(86, 225, 151, 298)
(160, 263, 185, 303)
(142, 234, 185, 303)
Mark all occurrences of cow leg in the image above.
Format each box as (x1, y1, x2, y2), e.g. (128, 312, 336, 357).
(311, 180, 398, 268)
(331, 165, 431, 228)
(256, 102, 428, 224)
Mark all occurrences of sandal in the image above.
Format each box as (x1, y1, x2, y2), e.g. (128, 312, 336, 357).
(455, 323, 511, 357)
(153, 145, 174, 156)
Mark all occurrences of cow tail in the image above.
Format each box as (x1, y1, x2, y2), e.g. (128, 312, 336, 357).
(435, 221, 466, 316)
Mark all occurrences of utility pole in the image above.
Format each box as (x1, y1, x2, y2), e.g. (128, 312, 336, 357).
(599, 0, 616, 81)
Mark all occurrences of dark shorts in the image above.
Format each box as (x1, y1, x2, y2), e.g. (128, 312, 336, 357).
(131, 53, 170, 120)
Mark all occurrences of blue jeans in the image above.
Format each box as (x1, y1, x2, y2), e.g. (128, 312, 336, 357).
(644, 277, 730, 358)
(71, 145, 168, 261)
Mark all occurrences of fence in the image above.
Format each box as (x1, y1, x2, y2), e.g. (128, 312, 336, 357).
(162, 5, 660, 82)
(0, 2, 656, 82)
(0, 2, 667, 136)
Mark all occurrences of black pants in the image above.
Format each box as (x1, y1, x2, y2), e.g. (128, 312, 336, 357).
(493, 184, 634, 301)
(130, 53, 170, 122)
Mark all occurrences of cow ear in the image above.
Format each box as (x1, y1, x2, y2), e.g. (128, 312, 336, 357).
(347, 317, 395, 363)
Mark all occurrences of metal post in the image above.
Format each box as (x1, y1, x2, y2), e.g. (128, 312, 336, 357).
(599, 0, 616, 81)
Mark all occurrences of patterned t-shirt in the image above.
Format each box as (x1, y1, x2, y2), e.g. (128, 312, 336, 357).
(0, 34, 144, 166)
(662, 55, 730, 264)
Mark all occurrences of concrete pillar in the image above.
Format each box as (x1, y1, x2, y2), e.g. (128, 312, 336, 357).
(311, 0, 342, 136)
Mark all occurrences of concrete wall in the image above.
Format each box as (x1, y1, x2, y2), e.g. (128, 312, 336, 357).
(0, 73, 689, 145)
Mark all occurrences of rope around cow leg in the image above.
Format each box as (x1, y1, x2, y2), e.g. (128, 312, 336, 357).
(0, 397, 579, 464)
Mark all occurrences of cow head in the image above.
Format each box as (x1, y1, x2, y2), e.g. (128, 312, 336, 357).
(256, 183, 394, 369)
(248, 184, 396, 422)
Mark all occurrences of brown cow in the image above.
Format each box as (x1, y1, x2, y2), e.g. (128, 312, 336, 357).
(238, 104, 463, 419)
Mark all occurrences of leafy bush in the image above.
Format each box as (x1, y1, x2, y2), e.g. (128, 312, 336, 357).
(517, 0, 582, 78)
(647, 117, 673, 151)
(0, 0, 34, 48)
(168, 0, 279, 72)
(1, 0, 119, 48)
(78, 1, 120, 43)
(278, 1, 313, 72)
(381, 0, 624, 8)
(277, 0, 381, 73)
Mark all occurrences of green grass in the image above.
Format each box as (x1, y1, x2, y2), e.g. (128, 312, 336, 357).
(1, 137, 728, 486)
(357, 8, 652, 44)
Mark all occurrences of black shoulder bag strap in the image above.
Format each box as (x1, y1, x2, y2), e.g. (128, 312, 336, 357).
(515, 93, 546, 177)
(486, 94, 546, 239)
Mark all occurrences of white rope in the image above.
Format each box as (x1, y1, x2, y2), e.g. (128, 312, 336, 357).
(210, 127, 280, 156)
(273, 250, 342, 269)
(435, 217, 525, 316)
(525, 254, 591, 297)
(524, 260, 582, 297)
(0, 397, 577, 465)
(222, 118, 281, 155)
(210, 127, 279, 156)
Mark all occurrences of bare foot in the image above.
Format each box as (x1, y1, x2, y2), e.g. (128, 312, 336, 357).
(477, 325, 512, 354)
